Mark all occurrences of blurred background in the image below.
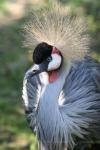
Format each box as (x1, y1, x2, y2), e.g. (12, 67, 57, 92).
(0, 0, 99, 150)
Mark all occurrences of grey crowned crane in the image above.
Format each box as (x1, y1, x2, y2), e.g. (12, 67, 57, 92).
(22, 4, 100, 150)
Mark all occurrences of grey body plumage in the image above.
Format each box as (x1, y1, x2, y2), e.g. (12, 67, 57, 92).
(22, 56, 100, 150)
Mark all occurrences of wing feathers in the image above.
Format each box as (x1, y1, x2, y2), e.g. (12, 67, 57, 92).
(22, 69, 41, 132)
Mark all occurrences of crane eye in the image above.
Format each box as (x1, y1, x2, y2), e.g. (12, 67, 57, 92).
(47, 56, 52, 62)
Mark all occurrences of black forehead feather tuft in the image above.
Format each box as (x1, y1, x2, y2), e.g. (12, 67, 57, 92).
(33, 42, 52, 64)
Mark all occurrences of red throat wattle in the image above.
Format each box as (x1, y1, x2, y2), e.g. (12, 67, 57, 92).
(48, 47, 60, 83)
(48, 70, 58, 83)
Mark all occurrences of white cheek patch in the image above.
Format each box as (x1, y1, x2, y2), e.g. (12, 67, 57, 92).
(48, 54, 62, 71)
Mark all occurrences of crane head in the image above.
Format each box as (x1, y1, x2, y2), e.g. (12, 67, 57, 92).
(31, 42, 63, 82)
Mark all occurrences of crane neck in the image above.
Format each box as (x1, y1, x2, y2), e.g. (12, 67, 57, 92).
(37, 60, 71, 148)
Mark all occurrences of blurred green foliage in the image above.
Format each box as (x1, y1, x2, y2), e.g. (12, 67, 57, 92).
(0, 0, 100, 150)
(0, 98, 38, 150)
(0, 20, 28, 98)
(0, 0, 8, 14)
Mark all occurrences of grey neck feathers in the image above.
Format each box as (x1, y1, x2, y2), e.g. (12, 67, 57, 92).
(37, 63, 71, 150)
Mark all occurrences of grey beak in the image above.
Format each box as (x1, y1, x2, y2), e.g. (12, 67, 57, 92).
(28, 61, 48, 78)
